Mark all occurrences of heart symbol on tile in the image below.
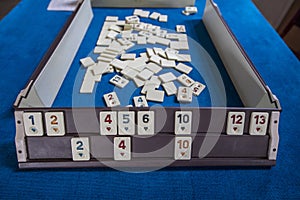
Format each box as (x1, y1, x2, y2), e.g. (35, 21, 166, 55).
(124, 127, 129, 131)
(52, 127, 59, 133)
(106, 127, 111, 131)
(181, 152, 185, 156)
(256, 127, 261, 132)
(120, 153, 124, 156)
(144, 127, 148, 131)
(233, 127, 238, 131)
(181, 127, 185, 131)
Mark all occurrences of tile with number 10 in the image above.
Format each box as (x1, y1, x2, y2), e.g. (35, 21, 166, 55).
(174, 111, 192, 135)
(174, 136, 192, 160)
(23, 112, 44, 136)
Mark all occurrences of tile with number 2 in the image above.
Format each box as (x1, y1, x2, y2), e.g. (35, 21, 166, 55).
(71, 137, 90, 161)
(45, 112, 65, 136)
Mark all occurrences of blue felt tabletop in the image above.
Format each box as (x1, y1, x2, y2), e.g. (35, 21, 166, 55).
(0, 0, 299, 199)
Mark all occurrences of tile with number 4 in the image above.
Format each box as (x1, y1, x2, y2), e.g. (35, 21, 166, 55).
(226, 112, 245, 135)
(133, 96, 148, 107)
(174, 137, 192, 160)
(249, 112, 269, 135)
(71, 137, 90, 161)
(100, 111, 117, 135)
(23, 112, 44, 136)
(45, 112, 65, 136)
(137, 111, 154, 135)
(118, 111, 135, 135)
(176, 25, 186, 33)
(175, 111, 192, 135)
(177, 87, 193, 103)
(114, 137, 131, 160)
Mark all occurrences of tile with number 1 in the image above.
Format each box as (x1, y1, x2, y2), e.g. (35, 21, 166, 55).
(23, 112, 44, 136)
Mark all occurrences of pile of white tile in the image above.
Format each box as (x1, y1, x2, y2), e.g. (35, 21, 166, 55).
(80, 9, 205, 107)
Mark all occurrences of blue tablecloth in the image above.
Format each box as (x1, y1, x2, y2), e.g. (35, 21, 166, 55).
(0, 0, 299, 199)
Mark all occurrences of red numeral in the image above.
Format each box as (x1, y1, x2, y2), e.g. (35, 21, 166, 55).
(254, 115, 266, 125)
(231, 114, 243, 124)
(50, 115, 58, 125)
(118, 140, 126, 150)
(177, 140, 189, 149)
(104, 114, 112, 124)
(108, 94, 113, 100)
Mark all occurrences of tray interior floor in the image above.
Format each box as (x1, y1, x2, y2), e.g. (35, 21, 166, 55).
(52, 7, 244, 108)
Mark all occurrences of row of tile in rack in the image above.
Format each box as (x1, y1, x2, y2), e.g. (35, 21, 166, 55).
(22, 111, 270, 137)
(79, 8, 206, 106)
(71, 136, 192, 161)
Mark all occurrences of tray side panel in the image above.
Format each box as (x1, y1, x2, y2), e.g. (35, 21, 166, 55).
(91, 0, 195, 8)
(203, 0, 276, 108)
(19, 0, 93, 108)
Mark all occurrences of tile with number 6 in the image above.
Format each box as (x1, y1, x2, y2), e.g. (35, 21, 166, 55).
(137, 111, 154, 135)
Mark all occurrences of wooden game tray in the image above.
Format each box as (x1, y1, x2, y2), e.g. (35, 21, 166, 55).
(13, 0, 281, 169)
